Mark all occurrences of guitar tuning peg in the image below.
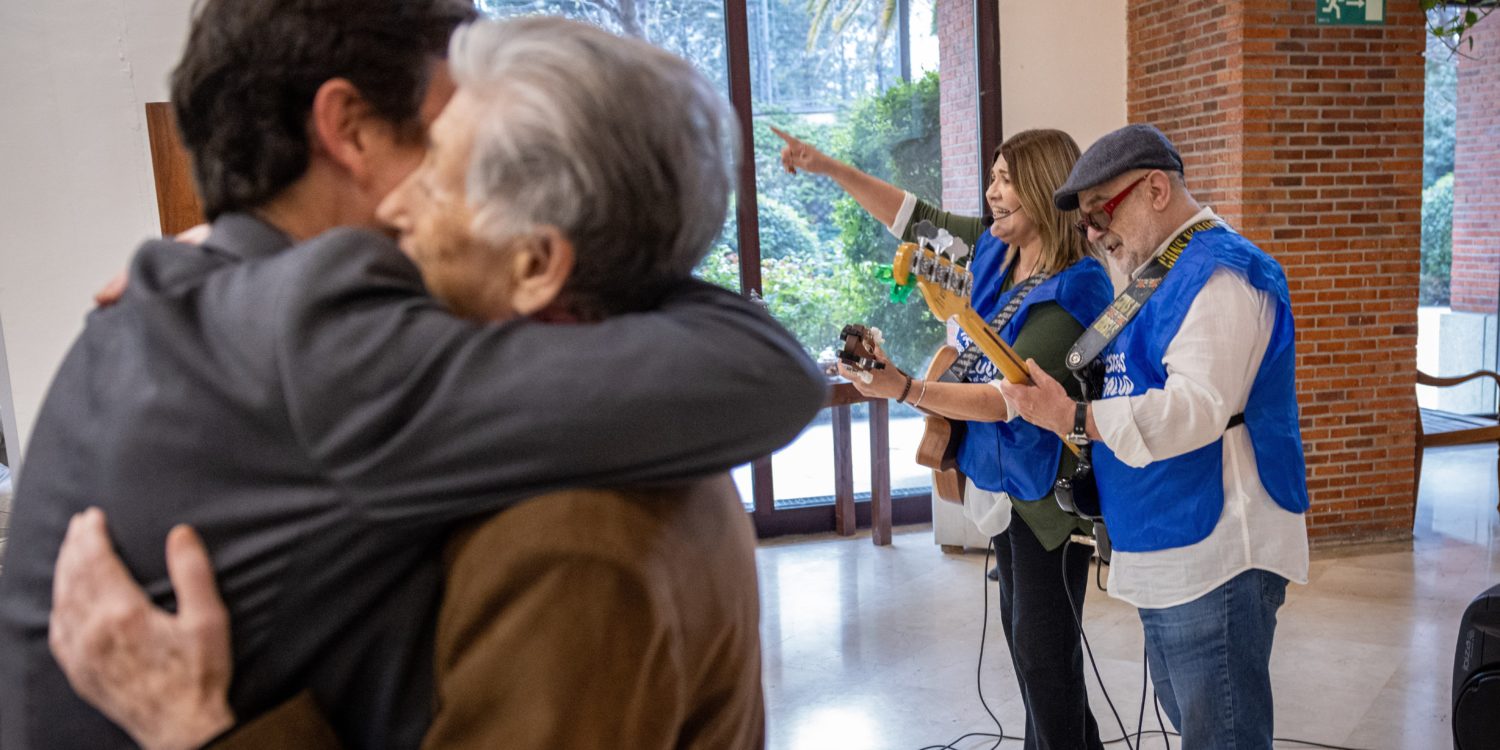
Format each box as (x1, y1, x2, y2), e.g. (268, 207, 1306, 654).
(747, 288, 770, 311)
(953, 269, 974, 299)
(930, 229, 954, 262)
(913, 220, 938, 242)
(933, 229, 953, 254)
(948, 237, 970, 263)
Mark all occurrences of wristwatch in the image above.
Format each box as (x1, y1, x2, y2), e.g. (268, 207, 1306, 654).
(1065, 401, 1090, 446)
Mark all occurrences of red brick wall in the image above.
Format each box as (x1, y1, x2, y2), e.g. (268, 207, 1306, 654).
(1127, 0, 1244, 219)
(938, 0, 979, 215)
(1451, 15, 1500, 315)
(1129, 1, 1426, 546)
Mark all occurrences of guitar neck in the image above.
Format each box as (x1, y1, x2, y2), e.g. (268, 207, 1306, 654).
(914, 276, 1082, 457)
(953, 308, 1030, 383)
(914, 277, 1027, 382)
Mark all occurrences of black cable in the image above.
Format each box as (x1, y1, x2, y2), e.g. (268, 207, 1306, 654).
(973, 538, 1004, 749)
(1102, 730, 1173, 746)
(1152, 670, 1170, 750)
(916, 731, 1004, 750)
(917, 540, 1372, 750)
(1134, 643, 1147, 749)
(917, 540, 1010, 750)
(1270, 740, 1375, 750)
(1063, 539, 1135, 750)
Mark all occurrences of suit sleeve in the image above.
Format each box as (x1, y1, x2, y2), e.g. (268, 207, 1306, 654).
(270, 229, 827, 526)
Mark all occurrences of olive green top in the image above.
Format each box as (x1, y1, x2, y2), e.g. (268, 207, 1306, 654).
(902, 199, 1092, 551)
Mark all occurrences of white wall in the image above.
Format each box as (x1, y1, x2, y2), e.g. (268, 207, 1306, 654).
(933, 0, 1130, 550)
(0, 0, 194, 480)
(999, 0, 1127, 151)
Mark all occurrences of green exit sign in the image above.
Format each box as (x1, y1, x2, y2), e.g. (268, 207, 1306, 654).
(1317, 0, 1386, 24)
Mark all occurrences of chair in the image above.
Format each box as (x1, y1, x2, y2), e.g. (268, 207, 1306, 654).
(1415, 369, 1500, 514)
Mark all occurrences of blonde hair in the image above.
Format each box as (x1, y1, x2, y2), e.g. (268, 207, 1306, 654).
(995, 129, 1094, 276)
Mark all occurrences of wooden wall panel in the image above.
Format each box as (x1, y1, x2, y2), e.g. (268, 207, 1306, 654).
(144, 102, 204, 236)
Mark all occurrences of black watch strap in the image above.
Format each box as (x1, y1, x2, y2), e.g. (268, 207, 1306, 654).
(1069, 401, 1090, 445)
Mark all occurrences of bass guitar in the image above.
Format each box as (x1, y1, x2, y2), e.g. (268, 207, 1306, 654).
(887, 233, 1082, 458)
(889, 231, 1106, 556)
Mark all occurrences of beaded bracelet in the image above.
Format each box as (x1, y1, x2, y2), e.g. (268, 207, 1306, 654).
(897, 373, 914, 403)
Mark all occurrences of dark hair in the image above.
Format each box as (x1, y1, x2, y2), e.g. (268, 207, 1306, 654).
(171, 0, 477, 219)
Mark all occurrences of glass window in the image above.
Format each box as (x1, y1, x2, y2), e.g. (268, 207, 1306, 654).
(1418, 13, 1497, 416)
(747, 0, 948, 506)
(477, 0, 982, 517)
(479, 0, 739, 292)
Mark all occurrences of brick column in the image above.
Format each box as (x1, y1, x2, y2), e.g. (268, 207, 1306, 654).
(1129, 1, 1426, 545)
(1451, 15, 1500, 315)
(937, 0, 979, 215)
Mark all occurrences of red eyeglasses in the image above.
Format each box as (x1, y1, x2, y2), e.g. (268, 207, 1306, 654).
(1073, 176, 1147, 237)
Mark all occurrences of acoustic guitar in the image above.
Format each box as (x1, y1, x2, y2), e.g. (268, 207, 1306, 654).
(912, 345, 965, 503)
(833, 326, 966, 503)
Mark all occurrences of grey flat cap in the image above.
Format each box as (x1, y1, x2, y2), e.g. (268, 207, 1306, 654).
(1053, 124, 1184, 211)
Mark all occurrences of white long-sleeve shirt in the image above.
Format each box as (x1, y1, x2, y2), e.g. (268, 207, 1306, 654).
(1090, 208, 1309, 610)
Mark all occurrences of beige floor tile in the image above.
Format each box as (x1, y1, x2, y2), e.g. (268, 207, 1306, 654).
(758, 444, 1500, 749)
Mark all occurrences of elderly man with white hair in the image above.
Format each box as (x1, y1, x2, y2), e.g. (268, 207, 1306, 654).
(14, 10, 818, 750)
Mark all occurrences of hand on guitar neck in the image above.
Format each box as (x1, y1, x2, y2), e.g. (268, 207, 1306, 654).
(833, 324, 914, 402)
(833, 324, 966, 503)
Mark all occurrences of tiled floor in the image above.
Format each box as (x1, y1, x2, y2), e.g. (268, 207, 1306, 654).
(757, 444, 1500, 750)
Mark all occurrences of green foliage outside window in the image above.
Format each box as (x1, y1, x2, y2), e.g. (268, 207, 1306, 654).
(830, 71, 943, 265)
(1421, 173, 1453, 307)
(702, 71, 947, 372)
(1420, 14, 1457, 308)
(1423, 51, 1456, 190)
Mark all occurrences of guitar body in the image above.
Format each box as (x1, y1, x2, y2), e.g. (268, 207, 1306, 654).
(913, 346, 966, 504)
(1054, 358, 1105, 520)
(1054, 460, 1101, 519)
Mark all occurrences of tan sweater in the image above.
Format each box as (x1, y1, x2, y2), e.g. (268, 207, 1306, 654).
(219, 474, 765, 749)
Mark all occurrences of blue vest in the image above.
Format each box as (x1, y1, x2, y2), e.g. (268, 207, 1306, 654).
(955, 232, 1115, 498)
(1092, 226, 1310, 552)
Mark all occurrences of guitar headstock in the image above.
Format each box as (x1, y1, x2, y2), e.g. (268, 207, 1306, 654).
(882, 229, 1077, 455)
(830, 324, 886, 383)
(892, 231, 974, 323)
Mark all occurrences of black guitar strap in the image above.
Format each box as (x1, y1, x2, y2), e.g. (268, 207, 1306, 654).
(947, 270, 1050, 383)
(1064, 219, 1222, 375)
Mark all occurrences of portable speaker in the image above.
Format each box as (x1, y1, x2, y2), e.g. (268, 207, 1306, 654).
(1453, 583, 1500, 750)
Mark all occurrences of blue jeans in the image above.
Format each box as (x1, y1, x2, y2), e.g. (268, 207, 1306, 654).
(1137, 568, 1287, 750)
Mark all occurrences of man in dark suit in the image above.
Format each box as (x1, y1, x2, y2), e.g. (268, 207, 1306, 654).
(0, 3, 826, 748)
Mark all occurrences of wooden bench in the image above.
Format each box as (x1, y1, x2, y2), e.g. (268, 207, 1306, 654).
(1416, 369, 1500, 514)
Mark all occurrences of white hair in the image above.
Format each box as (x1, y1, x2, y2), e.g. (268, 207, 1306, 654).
(448, 17, 739, 312)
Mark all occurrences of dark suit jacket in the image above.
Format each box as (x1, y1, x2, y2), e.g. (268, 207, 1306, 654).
(0, 214, 822, 749)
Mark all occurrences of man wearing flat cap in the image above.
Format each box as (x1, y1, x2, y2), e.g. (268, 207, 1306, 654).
(1003, 123, 1309, 750)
